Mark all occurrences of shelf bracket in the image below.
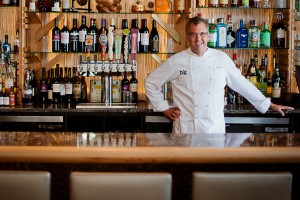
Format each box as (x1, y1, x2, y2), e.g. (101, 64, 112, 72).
(151, 54, 164, 65)
(35, 13, 64, 42)
(151, 14, 181, 44)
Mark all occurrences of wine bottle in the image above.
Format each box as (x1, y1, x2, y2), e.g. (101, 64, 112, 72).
(40, 67, 48, 104)
(61, 18, 70, 52)
(81, 76, 87, 103)
(22, 70, 33, 106)
(149, 20, 159, 53)
(273, 13, 286, 48)
(72, 67, 81, 103)
(88, 18, 99, 52)
(129, 71, 138, 103)
(59, 67, 66, 103)
(121, 71, 130, 102)
(98, 18, 108, 53)
(70, 18, 79, 52)
(52, 64, 61, 104)
(78, 15, 88, 52)
(139, 19, 149, 53)
(65, 67, 73, 103)
(30, 69, 38, 104)
(52, 18, 61, 52)
(48, 68, 54, 103)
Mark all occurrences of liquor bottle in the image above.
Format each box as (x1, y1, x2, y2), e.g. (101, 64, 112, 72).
(129, 70, 138, 103)
(2, 0, 11, 5)
(208, 18, 217, 48)
(271, 62, 282, 99)
(216, 18, 227, 48)
(40, 67, 48, 104)
(59, 67, 66, 103)
(51, 0, 61, 11)
(131, 19, 140, 52)
(149, 20, 159, 53)
(247, 58, 258, 86)
(197, 0, 206, 7)
(174, 0, 185, 13)
(65, 67, 73, 103)
(88, 18, 98, 52)
(30, 69, 37, 104)
(231, 0, 238, 6)
(52, 64, 61, 104)
(257, 56, 267, 96)
(62, 0, 70, 11)
(121, 71, 130, 102)
(9, 86, 15, 106)
(273, 0, 286, 8)
(226, 14, 235, 48)
(2, 35, 11, 59)
(22, 70, 33, 106)
(250, 0, 261, 7)
(61, 18, 70, 52)
(0, 84, 3, 106)
(52, 18, 61, 52)
(72, 67, 81, 103)
(139, 19, 149, 53)
(3, 88, 9, 106)
(240, 0, 249, 7)
(236, 18, 248, 48)
(219, 0, 228, 7)
(260, 21, 271, 48)
(209, 0, 218, 7)
(78, 15, 88, 52)
(13, 28, 20, 54)
(248, 20, 260, 48)
(70, 18, 79, 52)
(48, 68, 54, 103)
(81, 76, 87, 103)
(98, 18, 108, 53)
(273, 12, 286, 48)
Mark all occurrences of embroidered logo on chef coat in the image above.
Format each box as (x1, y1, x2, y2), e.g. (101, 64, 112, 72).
(180, 70, 187, 75)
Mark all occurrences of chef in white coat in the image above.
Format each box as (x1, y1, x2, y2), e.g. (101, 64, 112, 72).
(145, 16, 294, 134)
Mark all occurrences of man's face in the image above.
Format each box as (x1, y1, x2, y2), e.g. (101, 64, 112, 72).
(186, 22, 209, 56)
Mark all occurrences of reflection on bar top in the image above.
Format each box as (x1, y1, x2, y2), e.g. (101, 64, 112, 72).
(0, 132, 299, 148)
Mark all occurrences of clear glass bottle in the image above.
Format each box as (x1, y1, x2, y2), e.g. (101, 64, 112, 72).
(236, 18, 248, 48)
(248, 19, 260, 48)
(208, 18, 217, 48)
(219, 0, 228, 7)
(226, 14, 235, 48)
(209, 0, 219, 7)
(260, 21, 271, 48)
(216, 18, 227, 48)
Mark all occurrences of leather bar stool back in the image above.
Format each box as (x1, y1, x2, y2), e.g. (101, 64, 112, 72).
(192, 172, 292, 200)
(0, 170, 51, 200)
(70, 172, 172, 200)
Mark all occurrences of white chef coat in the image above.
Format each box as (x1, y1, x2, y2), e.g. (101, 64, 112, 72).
(145, 48, 271, 134)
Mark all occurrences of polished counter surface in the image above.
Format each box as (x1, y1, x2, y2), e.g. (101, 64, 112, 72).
(1, 132, 300, 164)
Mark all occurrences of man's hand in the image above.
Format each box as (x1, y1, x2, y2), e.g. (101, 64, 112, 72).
(163, 107, 181, 121)
(269, 103, 294, 116)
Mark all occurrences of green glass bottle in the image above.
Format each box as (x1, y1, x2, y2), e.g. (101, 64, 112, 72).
(260, 22, 271, 48)
(208, 18, 217, 48)
(248, 20, 260, 48)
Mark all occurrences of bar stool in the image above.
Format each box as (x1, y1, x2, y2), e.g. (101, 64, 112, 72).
(192, 172, 292, 200)
(0, 170, 51, 200)
(70, 172, 172, 200)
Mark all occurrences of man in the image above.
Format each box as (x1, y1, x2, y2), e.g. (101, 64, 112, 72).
(145, 16, 294, 134)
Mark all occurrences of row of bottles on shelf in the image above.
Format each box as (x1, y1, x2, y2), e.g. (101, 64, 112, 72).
(225, 53, 282, 106)
(0, 34, 18, 106)
(197, 0, 287, 8)
(0, 0, 19, 6)
(23, 63, 138, 106)
(52, 16, 159, 58)
(33, 0, 185, 13)
(206, 12, 286, 49)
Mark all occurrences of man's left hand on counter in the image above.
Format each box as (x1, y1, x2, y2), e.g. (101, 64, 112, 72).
(269, 103, 294, 116)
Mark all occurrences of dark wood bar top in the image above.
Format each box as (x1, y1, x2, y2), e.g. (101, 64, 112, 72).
(1, 132, 300, 164)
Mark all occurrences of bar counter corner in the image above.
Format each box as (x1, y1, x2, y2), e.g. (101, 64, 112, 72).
(0, 132, 300, 200)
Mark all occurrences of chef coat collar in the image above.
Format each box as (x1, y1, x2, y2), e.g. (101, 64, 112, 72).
(186, 47, 211, 58)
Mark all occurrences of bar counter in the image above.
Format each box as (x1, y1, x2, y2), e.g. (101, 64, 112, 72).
(1, 132, 300, 200)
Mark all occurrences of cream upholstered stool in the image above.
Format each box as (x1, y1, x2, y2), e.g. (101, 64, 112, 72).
(0, 170, 51, 200)
(192, 172, 292, 200)
(70, 172, 172, 200)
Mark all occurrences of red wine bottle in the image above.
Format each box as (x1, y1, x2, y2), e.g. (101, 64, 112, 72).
(139, 19, 149, 53)
(78, 15, 88, 52)
(52, 18, 61, 52)
(70, 18, 79, 52)
(61, 18, 70, 52)
(149, 19, 159, 53)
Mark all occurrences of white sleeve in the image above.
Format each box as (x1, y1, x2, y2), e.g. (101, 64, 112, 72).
(145, 59, 175, 112)
(224, 56, 271, 113)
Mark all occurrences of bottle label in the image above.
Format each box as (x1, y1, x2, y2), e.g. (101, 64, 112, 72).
(24, 88, 33, 95)
(65, 83, 73, 94)
(73, 83, 82, 98)
(48, 90, 53, 100)
(0, 97, 3, 105)
(122, 85, 129, 91)
(129, 83, 138, 92)
(70, 32, 79, 41)
(99, 34, 108, 45)
(79, 30, 87, 42)
(218, 27, 227, 47)
(112, 80, 121, 102)
(272, 86, 281, 98)
(53, 34, 60, 42)
(60, 83, 66, 95)
(53, 83, 60, 93)
(9, 94, 15, 106)
(251, 31, 260, 42)
(276, 29, 285, 39)
(209, 32, 217, 43)
(141, 33, 149, 45)
(151, 38, 159, 51)
(61, 32, 69, 44)
(62, 0, 70, 9)
(209, 0, 218, 5)
(40, 84, 48, 92)
(4, 97, 9, 106)
(219, 0, 228, 4)
(227, 34, 235, 45)
(249, 76, 257, 86)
